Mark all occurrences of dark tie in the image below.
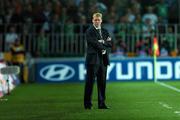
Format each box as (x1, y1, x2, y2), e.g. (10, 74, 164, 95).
(97, 29, 103, 39)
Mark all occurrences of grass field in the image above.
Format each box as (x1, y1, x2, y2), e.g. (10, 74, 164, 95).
(1, 81, 180, 120)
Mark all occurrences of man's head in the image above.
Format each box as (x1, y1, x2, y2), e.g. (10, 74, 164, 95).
(92, 12, 102, 28)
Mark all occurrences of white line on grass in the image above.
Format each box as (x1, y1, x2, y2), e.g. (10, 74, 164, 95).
(0, 98, 8, 101)
(155, 81, 180, 93)
(159, 101, 180, 116)
(159, 102, 180, 116)
(159, 102, 173, 109)
(156, 82, 180, 116)
(174, 111, 180, 114)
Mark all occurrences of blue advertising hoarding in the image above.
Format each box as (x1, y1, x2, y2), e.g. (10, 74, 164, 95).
(35, 57, 180, 83)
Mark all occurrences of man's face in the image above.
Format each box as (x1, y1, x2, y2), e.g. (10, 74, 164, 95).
(92, 16, 102, 28)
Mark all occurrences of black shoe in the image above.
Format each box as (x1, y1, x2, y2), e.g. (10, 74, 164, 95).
(84, 105, 92, 109)
(98, 105, 110, 109)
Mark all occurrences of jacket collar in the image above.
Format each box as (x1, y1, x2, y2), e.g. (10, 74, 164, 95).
(93, 24, 101, 30)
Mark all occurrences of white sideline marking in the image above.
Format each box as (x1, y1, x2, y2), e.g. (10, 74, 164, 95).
(159, 102, 180, 116)
(155, 81, 180, 93)
(159, 102, 172, 109)
(157, 82, 180, 116)
(0, 98, 8, 101)
(174, 111, 180, 116)
(174, 111, 180, 114)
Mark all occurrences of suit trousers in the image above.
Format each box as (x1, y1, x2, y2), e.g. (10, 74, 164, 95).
(84, 63, 107, 107)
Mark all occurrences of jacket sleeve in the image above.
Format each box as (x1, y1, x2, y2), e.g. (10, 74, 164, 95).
(103, 39, 112, 48)
(103, 30, 112, 48)
(86, 30, 105, 51)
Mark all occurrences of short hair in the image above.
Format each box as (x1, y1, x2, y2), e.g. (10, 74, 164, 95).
(93, 12, 102, 18)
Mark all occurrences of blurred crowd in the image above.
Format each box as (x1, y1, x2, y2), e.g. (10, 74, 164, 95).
(0, 0, 179, 58)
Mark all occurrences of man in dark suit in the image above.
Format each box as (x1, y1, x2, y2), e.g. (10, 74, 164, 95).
(84, 12, 112, 109)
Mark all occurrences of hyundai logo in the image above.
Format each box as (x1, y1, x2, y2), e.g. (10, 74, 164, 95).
(40, 64, 75, 81)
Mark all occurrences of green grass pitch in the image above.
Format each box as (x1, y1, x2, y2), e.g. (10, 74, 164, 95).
(1, 81, 180, 120)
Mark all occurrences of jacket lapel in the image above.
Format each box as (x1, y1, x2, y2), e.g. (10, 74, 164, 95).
(91, 26, 101, 40)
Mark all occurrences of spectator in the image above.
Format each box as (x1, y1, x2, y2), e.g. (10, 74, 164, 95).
(155, 0, 168, 24)
(163, 26, 175, 52)
(142, 18, 155, 38)
(74, 0, 84, 7)
(5, 26, 18, 51)
(112, 36, 127, 58)
(115, 17, 126, 43)
(131, 14, 142, 34)
(5, 7, 14, 24)
(60, 7, 68, 24)
(53, 0, 63, 15)
(41, 2, 53, 33)
(22, 4, 34, 24)
(37, 29, 49, 57)
(10, 0, 23, 24)
(52, 14, 62, 33)
(75, 15, 88, 33)
(142, 6, 158, 26)
(135, 38, 148, 57)
(108, 5, 118, 21)
(160, 47, 168, 57)
(113, 0, 128, 17)
(77, 1, 86, 21)
(22, 4, 34, 35)
(160, 38, 171, 55)
(64, 18, 75, 52)
(10, 38, 26, 83)
(124, 8, 136, 23)
(137, 36, 152, 56)
(129, 0, 141, 15)
(66, 0, 78, 23)
(95, 1, 108, 14)
(104, 16, 116, 41)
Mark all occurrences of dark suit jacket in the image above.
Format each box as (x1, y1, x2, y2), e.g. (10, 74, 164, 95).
(85, 25, 112, 66)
